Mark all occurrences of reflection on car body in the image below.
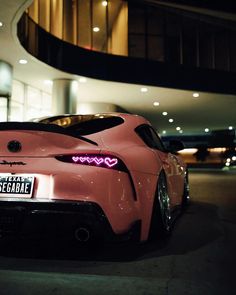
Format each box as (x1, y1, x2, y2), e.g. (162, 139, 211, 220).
(0, 113, 189, 243)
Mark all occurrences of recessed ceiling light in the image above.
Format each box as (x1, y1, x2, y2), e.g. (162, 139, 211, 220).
(102, 1, 108, 6)
(162, 112, 168, 116)
(153, 101, 160, 106)
(229, 126, 233, 130)
(162, 130, 166, 134)
(19, 59, 28, 64)
(169, 118, 174, 123)
(0, 21, 3, 27)
(140, 87, 148, 93)
(176, 127, 181, 131)
(79, 77, 87, 83)
(193, 93, 199, 98)
(93, 27, 100, 32)
(44, 79, 53, 85)
(205, 128, 209, 133)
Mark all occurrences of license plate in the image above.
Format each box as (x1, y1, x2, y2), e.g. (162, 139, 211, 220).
(0, 175, 34, 198)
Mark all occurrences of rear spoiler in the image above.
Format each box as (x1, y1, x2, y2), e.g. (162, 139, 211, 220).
(0, 122, 98, 146)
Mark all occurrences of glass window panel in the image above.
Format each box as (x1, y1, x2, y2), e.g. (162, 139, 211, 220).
(229, 31, 236, 72)
(92, 0, 107, 52)
(147, 7, 164, 35)
(199, 24, 214, 69)
(63, 0, 77, 44)
(78, 0, 91, 49)
(166, 35, 181, 64)
(182, 19, 197, 67)
(0, 97, 8, 122)
(42, 92, 52, 110)
(40, 109, 52, 117)
(28, 0, 39, 23)
(108, 0, 125, 34)
(148, 36, 164, 61)
(215, 29, 229, 71)
(28, 19, 38, 55)
(39, 0, 50, 31)
(50, 0, 63, 39)
(166, 14, 181, 36)
(128, 4, 145, 34)
(9, 101, 24, 122)
(129, 34, 146, 58)
(12, 80, 25, 104)
(26, 86, 42, 108)
(108, 0, 128, 56)
(25, 107, 42, 121)
(165, 14, 181, 64)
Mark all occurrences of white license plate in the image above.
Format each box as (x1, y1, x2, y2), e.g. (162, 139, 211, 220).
(0, 175, 35, 198)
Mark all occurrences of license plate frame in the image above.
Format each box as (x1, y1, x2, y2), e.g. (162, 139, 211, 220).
(0, 174, 35, 198)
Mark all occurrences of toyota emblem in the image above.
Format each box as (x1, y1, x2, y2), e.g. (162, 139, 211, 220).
(7, 140, 22, 153)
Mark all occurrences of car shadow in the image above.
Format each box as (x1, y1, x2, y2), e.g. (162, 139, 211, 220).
(0, 201, 222, 267)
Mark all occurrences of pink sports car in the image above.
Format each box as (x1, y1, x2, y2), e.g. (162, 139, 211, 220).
(0, 113, 189, 243)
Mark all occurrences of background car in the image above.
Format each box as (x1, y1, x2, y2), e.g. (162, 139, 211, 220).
(0, 113, 189, 243)
(224, 155, 236, 169)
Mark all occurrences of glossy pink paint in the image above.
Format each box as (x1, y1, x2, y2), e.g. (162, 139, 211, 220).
(0, 113, 186, 241)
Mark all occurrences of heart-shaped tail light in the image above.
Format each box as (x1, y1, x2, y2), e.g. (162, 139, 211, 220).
(55, 154, 128, 172)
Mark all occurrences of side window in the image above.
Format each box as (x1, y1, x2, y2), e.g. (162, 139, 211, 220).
(136, 126, 154, 147)
(136, 125, 166, 152)
(149, 127, 166, 151)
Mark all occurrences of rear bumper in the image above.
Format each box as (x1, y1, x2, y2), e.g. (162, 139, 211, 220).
(0, 200, 141, 243)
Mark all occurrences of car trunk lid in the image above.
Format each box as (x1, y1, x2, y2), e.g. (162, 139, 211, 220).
(0, 122, 99, 157)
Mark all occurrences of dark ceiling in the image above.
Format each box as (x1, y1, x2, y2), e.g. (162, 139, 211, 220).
(139, 0, 236, 13)
(164, 0, 236, 13)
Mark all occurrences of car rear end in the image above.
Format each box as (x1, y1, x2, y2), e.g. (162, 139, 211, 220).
(0, 119, 141, 243)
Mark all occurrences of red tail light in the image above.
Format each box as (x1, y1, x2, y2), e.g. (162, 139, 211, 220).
(55, 154, 128, 172)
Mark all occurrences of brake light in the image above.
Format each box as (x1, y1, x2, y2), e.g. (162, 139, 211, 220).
(72, 155, 118, 167)
(55, 154, 128, 172)
(55, 153, 137, 200)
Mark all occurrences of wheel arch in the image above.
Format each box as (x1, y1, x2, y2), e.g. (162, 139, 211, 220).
(147, 169, 171, 241)
(138, 168, 168, 241)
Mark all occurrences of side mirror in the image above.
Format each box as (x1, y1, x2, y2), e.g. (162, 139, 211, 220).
(168, 140, 185, 153)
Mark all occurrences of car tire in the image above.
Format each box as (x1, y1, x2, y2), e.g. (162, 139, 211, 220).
(148, 171, 172, 241)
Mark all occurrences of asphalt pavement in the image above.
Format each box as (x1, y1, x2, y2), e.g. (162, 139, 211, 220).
(0, 169, 235, 295)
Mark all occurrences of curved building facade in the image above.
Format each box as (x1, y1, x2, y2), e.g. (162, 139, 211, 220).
(0, 0, 236, 136)
(17, 0, 236, 94)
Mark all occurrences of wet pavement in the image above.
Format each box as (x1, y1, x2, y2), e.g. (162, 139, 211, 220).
(0, 170, 235, 295)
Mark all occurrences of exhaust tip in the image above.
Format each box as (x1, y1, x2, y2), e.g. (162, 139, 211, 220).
(74, 227, 90, 242)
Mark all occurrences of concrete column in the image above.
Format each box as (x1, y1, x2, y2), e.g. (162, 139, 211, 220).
(52, 79, 78, 115)
(0, 60, 13, 97)
(0, 60, 13, 121)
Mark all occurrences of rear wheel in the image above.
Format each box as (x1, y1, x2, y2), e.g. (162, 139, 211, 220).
(148, 171, 171, 241)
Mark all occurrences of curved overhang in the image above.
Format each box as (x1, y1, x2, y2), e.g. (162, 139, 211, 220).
(1, 0, 236, 136)
(17, 13, 236, 95)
